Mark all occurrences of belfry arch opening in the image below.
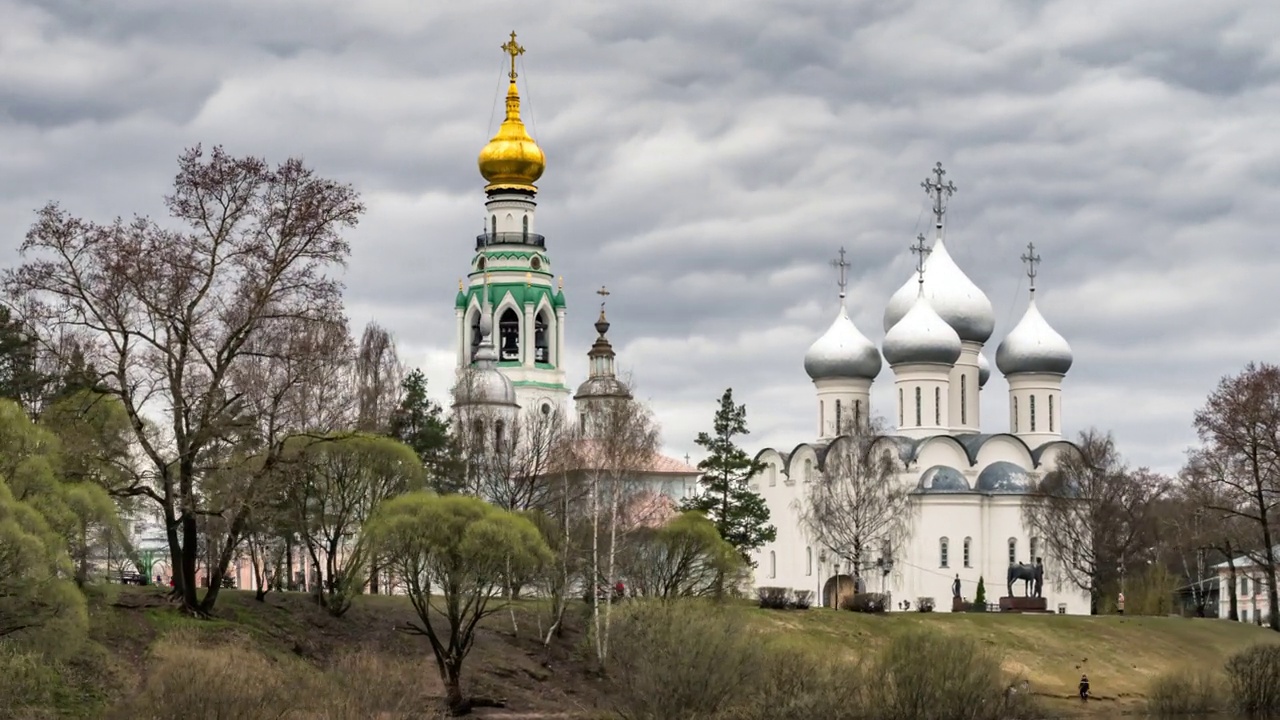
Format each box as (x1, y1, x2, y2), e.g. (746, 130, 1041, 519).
(498, 308, 521, 361)
(534, 310, 550, 362)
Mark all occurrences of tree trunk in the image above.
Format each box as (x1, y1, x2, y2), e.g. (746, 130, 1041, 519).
(445, 660, 468, 715)
(370, 564, 380, 595)
(1226, 551, 1239, 622)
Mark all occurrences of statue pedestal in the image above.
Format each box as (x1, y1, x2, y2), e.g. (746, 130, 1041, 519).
(999, 596, 1048, 613)
(952, 597, 967, 612)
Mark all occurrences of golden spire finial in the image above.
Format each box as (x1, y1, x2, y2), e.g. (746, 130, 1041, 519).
(458, 277, 463, 291)
(501, 31, 525, 81)
(558, 275, 564, 290)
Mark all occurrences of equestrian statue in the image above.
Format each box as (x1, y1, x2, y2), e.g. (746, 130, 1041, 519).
(1006, 557, 1044, 598)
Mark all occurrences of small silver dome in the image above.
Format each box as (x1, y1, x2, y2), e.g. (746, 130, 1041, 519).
(455, 366, 518, 407)
(977, 352, 991, 388)
(883, 239, 995, 344)
(995, 297, 1073, 376)
(804, 305, 882, 381)
(917, 465, 969, 492)
(882, 289, 962, 366)
(975, 461, 1032, 494)
(575, 376, 631, 399)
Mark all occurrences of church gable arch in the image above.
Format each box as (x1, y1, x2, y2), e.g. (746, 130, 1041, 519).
(970, 433, 1035, 468)
(913, 435, 973, 470)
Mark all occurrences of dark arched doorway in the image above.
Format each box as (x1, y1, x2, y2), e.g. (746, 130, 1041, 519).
(823, 574, 857, 609)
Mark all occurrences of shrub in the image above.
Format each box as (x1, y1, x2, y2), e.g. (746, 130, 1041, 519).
(842, 592, 887, 613)
(791, 590, 813, 610)
(0, 645, 58, 712)
(917, 597, 935, 612)
(1225, 643, 1280, 717)
(757, 586, 791, 610)
(725, 641, 869, 720)
(319, 650, 442, 719)
(867, 631, 1040, 720)
(1145, 667, 1222, 717)
(607, 600, 765, 720)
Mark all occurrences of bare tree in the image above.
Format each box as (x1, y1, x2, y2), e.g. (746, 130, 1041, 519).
(1023, 429, 1169, 613)
(798, 417, 909, 594)
(354, 321, 404, 433)
(4, 146, 364, 615)
(1176, 456, 1254, 619)
(1192, 362, 1280, 631)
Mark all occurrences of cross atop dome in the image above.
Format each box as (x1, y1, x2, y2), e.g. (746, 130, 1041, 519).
(830, 247, 850, 300)
(911, 233, 931, 286)
(501, 31, 524, 81)
(922, 161, 957, 229)
(1021, 242, 1041, 294)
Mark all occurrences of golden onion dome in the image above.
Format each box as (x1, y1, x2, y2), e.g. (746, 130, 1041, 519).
(478, 32, 545, 192)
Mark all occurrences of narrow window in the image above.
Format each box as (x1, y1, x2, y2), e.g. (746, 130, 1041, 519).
(963, 537, 972, 568)
(1242, 578, 1249, 597)
(498, 308, 521, 361)
(1030, 537, 1040, 563)
(819, 400, 824, 434)
(804, 459, 813, 482)
(1049, 395, 1055, 432)
(770, 551, 777, 579)
(940, 537, 950, 568)
(522, 214, 529, 240)
(898, 389, 904, 426)
(494, 420, 505, 448)
(1013, 397, 1019, 433)
(961, 374, 968, 424)
(855, 400, 862, 427)
(806, 547, 813, 576)
(490, 215, 496, 237)
(915, 387, 922, 426)
(1030, 395, 1037, 432)
(768, 463, 776, 487)
(836, 399, 843, 431)
(1007, 538, 1017, 565)
(534, 311, 550, 363)
(934, 386, 941, 425)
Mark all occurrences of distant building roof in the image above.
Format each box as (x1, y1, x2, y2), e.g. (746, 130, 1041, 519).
(1213, 545, 1280, 569)
(556, 439, 701, 476)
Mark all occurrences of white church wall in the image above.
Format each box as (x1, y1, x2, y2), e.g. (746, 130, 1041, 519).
(902, 496, 984, 609)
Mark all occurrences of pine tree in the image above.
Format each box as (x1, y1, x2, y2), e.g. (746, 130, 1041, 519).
(681, 388, 776, 564)
(387, 369, 459, 493)
(975, 576, 987, 607)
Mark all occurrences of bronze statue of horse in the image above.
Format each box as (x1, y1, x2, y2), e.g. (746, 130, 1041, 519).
(1007, 560, 1044, 598)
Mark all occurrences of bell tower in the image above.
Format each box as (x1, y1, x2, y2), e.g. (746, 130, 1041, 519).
(454, 32, 570, 416)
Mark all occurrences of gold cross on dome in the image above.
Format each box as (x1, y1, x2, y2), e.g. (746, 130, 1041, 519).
(501, 31, 525, 81)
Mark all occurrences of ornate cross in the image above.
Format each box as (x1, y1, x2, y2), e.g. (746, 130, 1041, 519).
(830, 247, 850, 298)
(922, 161, 957, 227)
(596, 285, 610, 311)
(1021, 242, 1041, 292)
(501, 31, 525, 81)
(910, 233, 932, 284)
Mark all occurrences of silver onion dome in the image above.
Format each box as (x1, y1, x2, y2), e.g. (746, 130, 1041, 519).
(882, 290, 962, 366)
(883, 239, 995, 344)
(804, 305, 882, 381)
(977, 351, 991, 388)
(995, 297, 1073, 376)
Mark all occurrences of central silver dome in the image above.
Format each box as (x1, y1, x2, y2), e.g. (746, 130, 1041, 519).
(804, 305, 882, 381)
(884, 239, 995, 344)
(882, 289, 962, 366)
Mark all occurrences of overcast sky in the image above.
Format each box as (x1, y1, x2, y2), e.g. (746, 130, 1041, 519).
(2, 0, 1277, 475)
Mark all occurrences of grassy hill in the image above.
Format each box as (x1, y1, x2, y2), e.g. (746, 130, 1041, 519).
(11, 586, 1279, 718)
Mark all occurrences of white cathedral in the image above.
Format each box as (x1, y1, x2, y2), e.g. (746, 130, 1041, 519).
(750, 165, 1090, 615)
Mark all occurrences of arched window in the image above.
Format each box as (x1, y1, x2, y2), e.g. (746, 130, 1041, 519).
(898, 389, 904, 426)
(494, 419, 505, 448)
(1030, 537, 1040, 563)
(1013, 397, 1019, 433)
(1030, 395, 1037, 432)
(534, 311, 550, 362)
(940, 537, 950, 568)
(472, 419, 484, 442)
(522, 214, 529, 240)
(1007, 538, 1018, 565)
(768, 463, 776, 487)
(961, 375, 968, 424)
(769, 551, 777, 579)
(934, 386, 941, 425)
(469, 309, 482, 360)
(835, 399, 843, 431)
(855, 399, 862, 427)
(498, 308, 521, 361)
(963, 537, 972, 568)
(806, 547, 813, 576)
(819, 401, 824, 435)
(804, 459, 813, 482)
(490, 215, 496, 237)
(1049, 395, 1055, 433)
(915, 387, 922, 426)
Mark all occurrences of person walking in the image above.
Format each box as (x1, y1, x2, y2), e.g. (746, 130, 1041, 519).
(1078, 674, 1090, 702)
(1117, 592, 1126, 615)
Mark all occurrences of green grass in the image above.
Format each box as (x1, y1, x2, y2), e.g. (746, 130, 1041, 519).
(749, 607, 1280, 714)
